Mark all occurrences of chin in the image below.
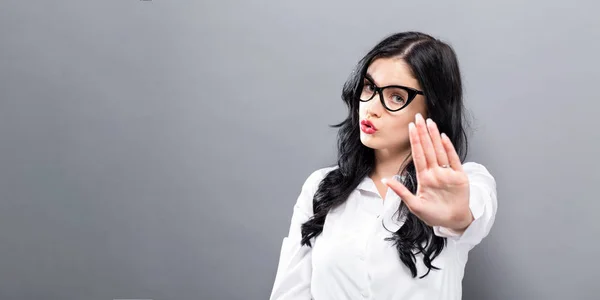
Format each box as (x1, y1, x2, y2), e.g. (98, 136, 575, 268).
(360, 135, 382, 149)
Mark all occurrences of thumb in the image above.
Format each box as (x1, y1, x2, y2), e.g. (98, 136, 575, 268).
(382, 177, 422, 214)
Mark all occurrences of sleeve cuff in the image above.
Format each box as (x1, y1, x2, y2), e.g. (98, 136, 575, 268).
(433, 180, 487, 239)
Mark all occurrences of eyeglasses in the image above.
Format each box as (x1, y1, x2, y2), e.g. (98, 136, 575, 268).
(359, 76, 424, 112)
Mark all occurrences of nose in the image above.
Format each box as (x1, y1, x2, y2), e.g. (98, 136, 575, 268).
(364, 91, 384, 118)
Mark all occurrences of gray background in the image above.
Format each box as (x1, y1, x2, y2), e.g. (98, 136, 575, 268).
(1, 0, 599, 299)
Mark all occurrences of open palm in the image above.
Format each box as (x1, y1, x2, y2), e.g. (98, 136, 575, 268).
(384, 113, 473, 231)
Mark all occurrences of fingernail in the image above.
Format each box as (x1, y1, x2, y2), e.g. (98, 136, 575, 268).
(393, 174, 403, 182)
(381, 178, 388, 184)
(416, 113, 422, 120)
(409, 122, 415, 129)
(441, 132, 447, 139)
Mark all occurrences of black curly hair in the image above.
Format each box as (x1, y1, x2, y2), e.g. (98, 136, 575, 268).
(301, 31, 470, 278)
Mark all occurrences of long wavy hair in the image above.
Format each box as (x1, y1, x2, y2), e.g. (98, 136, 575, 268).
(300, 31, 470, 278)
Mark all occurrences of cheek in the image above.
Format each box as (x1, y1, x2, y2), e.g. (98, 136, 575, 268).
(358, 102, 367, 114)
(385, 117, 411, 142)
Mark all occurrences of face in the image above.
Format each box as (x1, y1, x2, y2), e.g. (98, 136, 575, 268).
(359, 57, 427, 154)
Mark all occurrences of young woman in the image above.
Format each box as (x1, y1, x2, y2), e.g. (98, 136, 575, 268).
(270, 31, 498, 300)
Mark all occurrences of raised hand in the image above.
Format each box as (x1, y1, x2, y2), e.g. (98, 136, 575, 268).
(382, 113, 473, 232)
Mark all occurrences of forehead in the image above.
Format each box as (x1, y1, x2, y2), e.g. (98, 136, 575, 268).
(365, 57, 421, 89)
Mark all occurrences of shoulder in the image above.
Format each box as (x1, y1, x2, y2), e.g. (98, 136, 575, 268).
(301, 165, 339, 194)
(293, 165, 339, 215)
(462, 161, 490, 172)
(462, 162, 496, 190)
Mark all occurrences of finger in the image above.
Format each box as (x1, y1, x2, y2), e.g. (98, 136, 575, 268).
(382, 177, 423, 215)
(415, 113, 438, 168)
(441, 133, 464, 172)
(408, 122, 427, 174)
(426, 118, 449, 167)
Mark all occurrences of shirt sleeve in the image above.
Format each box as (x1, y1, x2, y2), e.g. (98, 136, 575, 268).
(433, 162, 498, 251)
(269, 168, 330, 300)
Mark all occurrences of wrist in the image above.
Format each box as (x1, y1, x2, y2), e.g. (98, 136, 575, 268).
(451, 208, 474, 233)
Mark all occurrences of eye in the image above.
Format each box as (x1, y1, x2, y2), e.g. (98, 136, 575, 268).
(363, 82, 375, 92)
(391, 94, 406, 104)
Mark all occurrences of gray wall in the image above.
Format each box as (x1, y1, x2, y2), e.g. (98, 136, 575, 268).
(1, 0, 599, 299)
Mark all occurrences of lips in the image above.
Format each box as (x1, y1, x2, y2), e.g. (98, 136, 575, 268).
(360, 120, 377, 134)
(360, 120, 377, 130)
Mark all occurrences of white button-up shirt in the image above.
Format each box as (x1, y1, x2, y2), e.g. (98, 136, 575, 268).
(270, 162, 497, 300)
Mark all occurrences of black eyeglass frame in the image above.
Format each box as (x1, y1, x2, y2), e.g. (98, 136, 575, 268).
(358, 75, 425, 112)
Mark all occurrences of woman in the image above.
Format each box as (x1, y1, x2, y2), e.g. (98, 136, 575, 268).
(270, 31, 498, 300)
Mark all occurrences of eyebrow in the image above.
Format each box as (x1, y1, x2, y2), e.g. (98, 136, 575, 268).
(364, 72, 400, 87)
(364, 73, 376, 85)
(364, 72, 419, 90)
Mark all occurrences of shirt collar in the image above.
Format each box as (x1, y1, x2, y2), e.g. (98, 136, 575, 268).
(356, 174, 407, 194)
(356, 175, 377, 194)
(356, 174, 408, 232)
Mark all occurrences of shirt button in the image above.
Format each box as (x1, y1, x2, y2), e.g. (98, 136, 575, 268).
(358, 249, 367, 259)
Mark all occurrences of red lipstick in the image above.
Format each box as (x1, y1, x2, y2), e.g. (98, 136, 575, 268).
(360, 120, 377, 134)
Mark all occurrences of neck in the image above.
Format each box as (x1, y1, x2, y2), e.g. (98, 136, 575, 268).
(370, 148, 412, 181)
